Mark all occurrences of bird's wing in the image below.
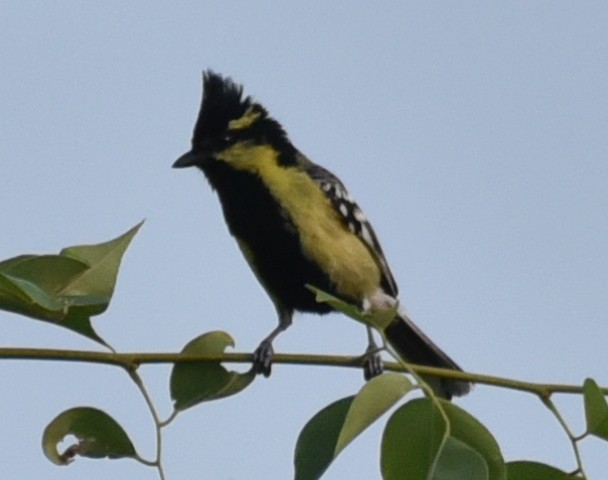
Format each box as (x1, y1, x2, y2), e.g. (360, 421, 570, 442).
(299, 153, 399, 297)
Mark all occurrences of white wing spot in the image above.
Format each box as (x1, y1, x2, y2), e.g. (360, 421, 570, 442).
(339, 203, 349, 217)
(360, 224, 375, 246)
(354, 208, 367, 222)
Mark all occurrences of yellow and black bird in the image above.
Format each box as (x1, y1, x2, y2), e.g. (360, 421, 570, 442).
(173, 71, 470, 399)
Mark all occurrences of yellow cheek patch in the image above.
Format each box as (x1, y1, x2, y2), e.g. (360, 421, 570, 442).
(216, 143, 275, 171)
(228, 107, 261, 131)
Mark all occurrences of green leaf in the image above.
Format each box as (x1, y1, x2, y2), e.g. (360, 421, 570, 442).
(506, 461, 573, 480)
(0, 255, 90, 294)
(307, 285, 368, 324)
(59, 222, 142, 298)
(0, 273, 66, 312)
(583, 377, 608, 440)
(42, 407, 136, 465)
(306, 285, 398, 330)
(335, 374, 413, 454)
(434, 437, 489, 480)
(439, 400, 505, 480)
(170, 331, 255, 411)
(0, 256, 90, 313)
(294, 373, 413, 480)
(381, 399, 504, 480)
(367, 303, 399, 330)
(381, 399, 447, 480)
(294, 397, 352, 480)
(0, 222, 142, 346)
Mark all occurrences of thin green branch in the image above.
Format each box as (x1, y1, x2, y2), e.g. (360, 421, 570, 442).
(135, 456, 158, 468)
(126, 367, 166, 480)
(539, 394, 587, 478)
(1, 347, 605, 396)
(159, 410, 178, 428)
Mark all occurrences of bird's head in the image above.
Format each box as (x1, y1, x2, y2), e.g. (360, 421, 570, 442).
(173, 71, 296, 172)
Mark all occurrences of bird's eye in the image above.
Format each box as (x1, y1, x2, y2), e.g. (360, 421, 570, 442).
(223, 132, 235, 144)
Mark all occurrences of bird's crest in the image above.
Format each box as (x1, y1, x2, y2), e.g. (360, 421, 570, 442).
(191, 70, 296, 164)
(192, 71, 254, 142)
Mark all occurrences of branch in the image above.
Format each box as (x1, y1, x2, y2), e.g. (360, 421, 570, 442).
(1, 347, 604, 397)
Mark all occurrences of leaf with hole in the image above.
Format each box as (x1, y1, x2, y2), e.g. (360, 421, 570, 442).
(42, 407, 136, 465)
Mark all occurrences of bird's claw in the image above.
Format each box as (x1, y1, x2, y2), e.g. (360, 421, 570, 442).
(363, 348, 384, 381)
(253, 340, 274, 377)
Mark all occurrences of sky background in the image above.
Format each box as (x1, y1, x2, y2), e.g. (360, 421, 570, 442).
(2, 2, 607, 479)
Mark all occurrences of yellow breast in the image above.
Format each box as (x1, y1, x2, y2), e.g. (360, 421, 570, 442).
(218, 143, 381, 301)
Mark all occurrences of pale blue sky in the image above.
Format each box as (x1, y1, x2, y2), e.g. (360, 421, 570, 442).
(2, 2, 607, 479)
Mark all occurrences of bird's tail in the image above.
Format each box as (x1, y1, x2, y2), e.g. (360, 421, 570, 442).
(384, 311, 471, 399)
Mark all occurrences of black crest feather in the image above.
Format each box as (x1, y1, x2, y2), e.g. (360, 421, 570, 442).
(190, 70, 296, 164)
(192, 71, 252, 143)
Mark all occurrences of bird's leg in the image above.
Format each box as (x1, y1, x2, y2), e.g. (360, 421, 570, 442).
(363, 325, 384, 380)
(253, 308, 293, 377)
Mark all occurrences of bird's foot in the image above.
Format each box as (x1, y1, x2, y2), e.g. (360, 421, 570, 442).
(253, 340, 274, 377)
(362, 347, 384, 381)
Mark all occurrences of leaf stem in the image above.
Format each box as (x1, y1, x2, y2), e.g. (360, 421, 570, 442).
(126, 367, 166, 480)
(539, 394, 587, 478)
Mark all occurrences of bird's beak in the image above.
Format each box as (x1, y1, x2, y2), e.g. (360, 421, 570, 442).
(173, 151, 200, 168)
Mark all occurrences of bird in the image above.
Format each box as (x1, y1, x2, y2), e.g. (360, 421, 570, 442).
(173, 71, 471, 399)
